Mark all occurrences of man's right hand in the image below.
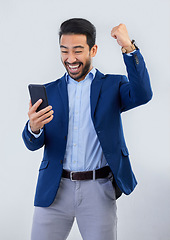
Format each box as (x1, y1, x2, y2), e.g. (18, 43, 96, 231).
(28, 99, 54, 134)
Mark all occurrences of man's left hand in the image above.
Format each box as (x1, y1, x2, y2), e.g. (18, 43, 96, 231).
(111, 24, 132, 48)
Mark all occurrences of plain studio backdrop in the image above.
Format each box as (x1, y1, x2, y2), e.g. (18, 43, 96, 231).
(0, 0, 170, 239)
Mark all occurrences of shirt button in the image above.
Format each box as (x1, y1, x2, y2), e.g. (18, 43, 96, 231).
(74, 127, 78, 130)
(73, 143, 77, 147)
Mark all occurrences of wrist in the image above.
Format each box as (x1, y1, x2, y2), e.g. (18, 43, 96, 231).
(121, 40, 137, 54)
(29, 122, 40, 134)
(32, 129, 40, 134)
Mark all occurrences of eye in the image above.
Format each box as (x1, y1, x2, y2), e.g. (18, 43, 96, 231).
(61, 51, 68, 54)
(75, 51, 82, 54)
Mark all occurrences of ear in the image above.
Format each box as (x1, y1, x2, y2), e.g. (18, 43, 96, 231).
(90, 44, 98, 57)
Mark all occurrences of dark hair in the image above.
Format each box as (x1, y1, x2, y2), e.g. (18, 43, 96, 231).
(59, 18, 96, 50)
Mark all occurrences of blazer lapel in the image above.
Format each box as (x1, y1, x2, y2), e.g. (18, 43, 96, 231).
(57, 74, 69, 120)
(90, 70, 105, 119)
(57, 70, 105, 121)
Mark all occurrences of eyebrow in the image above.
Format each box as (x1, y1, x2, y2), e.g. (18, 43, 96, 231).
(60, 45, 84, 49)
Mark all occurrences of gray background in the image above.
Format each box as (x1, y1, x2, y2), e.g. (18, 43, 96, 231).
(0, 0, 170, 239)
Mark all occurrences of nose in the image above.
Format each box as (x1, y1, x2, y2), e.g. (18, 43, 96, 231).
(67, 52, 77, 63)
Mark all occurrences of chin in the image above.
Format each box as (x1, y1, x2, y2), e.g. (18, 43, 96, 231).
(68, 71, 82, 80)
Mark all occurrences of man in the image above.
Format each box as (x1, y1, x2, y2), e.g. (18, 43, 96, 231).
(22, 18, 152, 240)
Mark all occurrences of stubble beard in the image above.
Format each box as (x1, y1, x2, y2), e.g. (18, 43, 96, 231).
(65, 58, 92, 81)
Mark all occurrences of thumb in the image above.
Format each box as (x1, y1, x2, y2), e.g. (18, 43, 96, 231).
(29, 99, 32, 110)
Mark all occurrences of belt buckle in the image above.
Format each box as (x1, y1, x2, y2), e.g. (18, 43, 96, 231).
(70, 171, 76, 181)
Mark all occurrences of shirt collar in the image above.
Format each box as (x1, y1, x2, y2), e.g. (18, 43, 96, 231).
(65, 67, 96, 83)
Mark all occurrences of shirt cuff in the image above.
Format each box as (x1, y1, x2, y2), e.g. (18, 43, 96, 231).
(125, 49, 137, 56)
(28, 121, 43, 138)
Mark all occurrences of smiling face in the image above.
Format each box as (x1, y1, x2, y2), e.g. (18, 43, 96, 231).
(60, 34, 97, 82)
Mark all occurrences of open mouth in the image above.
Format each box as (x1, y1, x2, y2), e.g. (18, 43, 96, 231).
(66, 63, 82, 74)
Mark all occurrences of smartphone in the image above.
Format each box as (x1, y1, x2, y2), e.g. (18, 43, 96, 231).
(28, 84, 49, 112)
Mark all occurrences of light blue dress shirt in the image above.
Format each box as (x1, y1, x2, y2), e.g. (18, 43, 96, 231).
(63, 68, 107, 171)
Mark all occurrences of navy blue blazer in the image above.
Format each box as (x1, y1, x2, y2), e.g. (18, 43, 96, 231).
(22, 50, 152, 207)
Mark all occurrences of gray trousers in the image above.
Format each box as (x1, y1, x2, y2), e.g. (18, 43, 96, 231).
(31, 177, 117, 240)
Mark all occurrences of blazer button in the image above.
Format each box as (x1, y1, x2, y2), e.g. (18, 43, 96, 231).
(64, 136, 67, 140)
(60, 160, 63, 164)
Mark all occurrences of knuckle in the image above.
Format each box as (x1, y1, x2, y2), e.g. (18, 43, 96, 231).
(29, 115, 34, 122)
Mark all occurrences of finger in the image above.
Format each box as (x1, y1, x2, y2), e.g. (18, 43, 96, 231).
(28, 105, 53, 123)
(111, 34, 117, 39)
(41, 114, 54, 125)
(38, 110, 54, 122)
(111, 26, 118, 35)
(36, 105, 53, 117)
(29, 99, 43, 114)
(111, 31, 117, 39)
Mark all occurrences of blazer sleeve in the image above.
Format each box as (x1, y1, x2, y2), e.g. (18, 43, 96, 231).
(119, 49, 153, 112)
(22, 121, 45, 151)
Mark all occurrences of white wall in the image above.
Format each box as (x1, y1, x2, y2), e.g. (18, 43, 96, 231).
(0, 0, 169, 239)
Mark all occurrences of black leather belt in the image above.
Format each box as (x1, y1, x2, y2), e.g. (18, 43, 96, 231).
(62, 166, 111, 181)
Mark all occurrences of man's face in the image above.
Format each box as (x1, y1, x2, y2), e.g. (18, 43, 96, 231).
(60, 34, 97, 82)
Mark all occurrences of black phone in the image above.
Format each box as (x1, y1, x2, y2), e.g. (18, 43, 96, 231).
(28, 84, 49, 112)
